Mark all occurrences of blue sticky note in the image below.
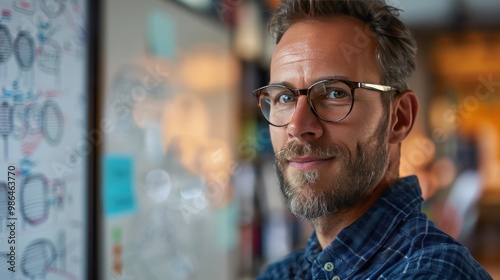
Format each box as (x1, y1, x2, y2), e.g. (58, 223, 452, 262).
(147, 10, 176, 59)
(102, 155, 137, 216)
(216, 202, 238, 250)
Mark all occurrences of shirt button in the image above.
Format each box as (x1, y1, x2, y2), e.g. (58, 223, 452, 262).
(332, 276, 341, 280)
(324, 262, 334, 271)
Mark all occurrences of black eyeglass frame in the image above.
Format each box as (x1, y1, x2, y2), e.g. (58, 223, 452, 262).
(252, 78, 400, 127)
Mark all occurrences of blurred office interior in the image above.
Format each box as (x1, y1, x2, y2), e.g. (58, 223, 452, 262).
(0, 0, 499, 279)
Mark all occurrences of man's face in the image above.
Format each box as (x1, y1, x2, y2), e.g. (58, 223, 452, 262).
(270, 17, 391, 220)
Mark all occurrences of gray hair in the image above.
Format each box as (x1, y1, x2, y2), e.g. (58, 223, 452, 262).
(269, 0, 417, 91)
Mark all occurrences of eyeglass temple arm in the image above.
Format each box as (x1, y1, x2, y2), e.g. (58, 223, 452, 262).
(360, 82, 399, 93)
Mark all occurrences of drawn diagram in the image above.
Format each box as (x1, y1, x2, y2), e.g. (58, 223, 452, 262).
(0, 182, 7, 233)
(40, 0, 66, 18)
(24, 102, 42, 135)
(0, 87, 65, 159)
(38, 39, 62, 76)
(41, 99, 63, 146)
(13, 0, 37, 15)
(21, 239, 57, 279)
(0, 23, 12, 78)
(21, 232, 77, 280)
(35, 13, 64, 86)
(20, 173, 67, 226)
(0, 101, 12, 159)
(13, 30, 35, 85)
(11, 101, 26, 140)
(52, 178, 66, 211)
(20, 173, 49, 225)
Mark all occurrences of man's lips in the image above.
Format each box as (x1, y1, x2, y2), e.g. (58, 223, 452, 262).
(287, 156, 333, 170)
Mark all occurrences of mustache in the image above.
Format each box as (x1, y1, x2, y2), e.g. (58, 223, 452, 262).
(275, 141, 346, 162)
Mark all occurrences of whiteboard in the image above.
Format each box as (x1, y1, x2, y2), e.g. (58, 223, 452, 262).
(0, 0, 89, 279)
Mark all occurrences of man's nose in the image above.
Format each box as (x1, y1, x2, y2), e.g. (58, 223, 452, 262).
(286, 96, 323, 142)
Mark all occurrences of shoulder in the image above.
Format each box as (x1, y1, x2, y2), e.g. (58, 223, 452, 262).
(385, 214, 492, 279)
(389, 240, 492, 279)
(256, 250, 310, 280)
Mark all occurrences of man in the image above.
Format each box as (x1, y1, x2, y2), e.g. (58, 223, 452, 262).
(253, 0, 492, 279)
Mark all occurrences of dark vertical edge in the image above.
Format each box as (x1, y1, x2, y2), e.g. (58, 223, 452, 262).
(86, 0, 101, 278)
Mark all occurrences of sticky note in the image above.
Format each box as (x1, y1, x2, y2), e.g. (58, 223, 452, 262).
(147, 10, 176, 59)
(102, 154, 137, 216)
(216, 202, 237, 249)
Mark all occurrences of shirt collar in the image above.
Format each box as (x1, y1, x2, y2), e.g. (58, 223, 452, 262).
(304, 176, 423, 274)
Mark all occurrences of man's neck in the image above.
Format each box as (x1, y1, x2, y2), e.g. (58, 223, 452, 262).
(311, 176, 396, 249)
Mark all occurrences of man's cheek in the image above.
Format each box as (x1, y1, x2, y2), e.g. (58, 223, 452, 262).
(270, 128, 284, 152)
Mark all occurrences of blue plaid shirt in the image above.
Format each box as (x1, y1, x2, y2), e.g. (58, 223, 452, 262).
(257, 176, 492, 280)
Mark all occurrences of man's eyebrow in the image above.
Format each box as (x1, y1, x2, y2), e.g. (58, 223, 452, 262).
(316, 75, 350, 82)
(268, 75, 351, 87)
(267, 80, 294, 87)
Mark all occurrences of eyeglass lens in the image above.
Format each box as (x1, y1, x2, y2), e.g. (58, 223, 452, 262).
(257, 80, 354, 126)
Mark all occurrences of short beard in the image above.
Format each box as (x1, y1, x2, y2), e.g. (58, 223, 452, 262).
(275, 118, 389, 220)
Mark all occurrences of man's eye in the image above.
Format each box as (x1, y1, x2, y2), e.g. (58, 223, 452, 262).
(327, 89, 348, 99)
(277, 94, 295, 104)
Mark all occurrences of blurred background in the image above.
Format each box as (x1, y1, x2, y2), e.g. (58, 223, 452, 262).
(0, 0, 499, 279)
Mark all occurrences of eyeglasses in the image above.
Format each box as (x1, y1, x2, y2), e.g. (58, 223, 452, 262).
(252, 79, 399, 127)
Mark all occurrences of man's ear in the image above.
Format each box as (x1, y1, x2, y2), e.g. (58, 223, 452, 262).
(389, 90, 419, 144)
